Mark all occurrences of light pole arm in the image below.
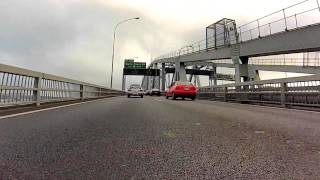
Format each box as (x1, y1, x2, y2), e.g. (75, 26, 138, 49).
(114, 18, 138, 32)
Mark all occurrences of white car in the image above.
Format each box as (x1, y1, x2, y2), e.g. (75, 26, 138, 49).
(127, 84, 144, 98)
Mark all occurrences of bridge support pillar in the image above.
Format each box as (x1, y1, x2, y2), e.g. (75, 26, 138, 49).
(232, 43, 250, 83)
(223, 86, 228, 102)
(175, 61, 187, 81)
(122, 74, 126, 91)
(161, 63, 166, 92)
(233, 56, 249, 83)
(188, 74, 193, 82)
(213, 66, 218, 85)
(208, 66, 217, 86)
(171, 73, 175, 85)
(141, 76, 146, 90)
(248, 68, 261, 81)
(152, 63, 157, 89)
(146, 76, 150, 90)
(194, 75, 201, 87)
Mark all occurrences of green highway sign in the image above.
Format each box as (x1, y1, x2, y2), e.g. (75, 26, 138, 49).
(124, 59, 146, 69)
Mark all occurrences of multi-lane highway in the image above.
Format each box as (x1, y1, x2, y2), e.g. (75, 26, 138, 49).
(0, 97, 319, 179)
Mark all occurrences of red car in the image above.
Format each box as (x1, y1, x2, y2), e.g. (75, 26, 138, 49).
(165, 81, 197, 100)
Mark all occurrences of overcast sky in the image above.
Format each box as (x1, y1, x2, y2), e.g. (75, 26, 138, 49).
(0, 0, 309, 89)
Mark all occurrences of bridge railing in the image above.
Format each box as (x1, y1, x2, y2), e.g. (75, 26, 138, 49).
(238, 0, 320, 42)
(156, 29, 237, 60)
(198, 75, 320, 108)
(249, 57, 320, 67)
(155, 0, 320, 61)
(0, 63, 124, 107)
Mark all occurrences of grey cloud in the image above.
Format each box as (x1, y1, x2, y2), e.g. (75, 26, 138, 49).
(0, 0, 206, 89)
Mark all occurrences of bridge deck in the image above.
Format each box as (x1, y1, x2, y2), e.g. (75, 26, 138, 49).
(0, 97, 319, 179)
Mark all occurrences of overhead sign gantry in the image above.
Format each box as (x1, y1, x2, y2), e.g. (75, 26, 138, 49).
(122, 59, 160, 90)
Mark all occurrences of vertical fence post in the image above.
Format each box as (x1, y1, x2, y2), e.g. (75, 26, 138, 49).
(80, 84, 85, 101)
(33, 76, 42, 106)
(269, 23, 272, 35)
(283, 9, 288, 31)
(280, 82, 287, 107)
(318, 83, 320, 106)
(257, 19, 261, 38)
(99, 88, 102, 97)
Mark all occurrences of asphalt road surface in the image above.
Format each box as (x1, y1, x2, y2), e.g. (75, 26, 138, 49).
(0, 96, 320, 179)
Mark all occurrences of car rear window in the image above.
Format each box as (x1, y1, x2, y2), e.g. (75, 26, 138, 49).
(176, 81, 192, 86)
(130, 85, 141, 89)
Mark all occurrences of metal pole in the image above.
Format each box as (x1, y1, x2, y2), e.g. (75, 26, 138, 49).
(317, 0, 320, 12)
(161, 63, 166, 92)
(283, 9, 288, 31)
(269, 23, 272, 35)
(110, 17, 140, 89)
(257, 20, 260, 38)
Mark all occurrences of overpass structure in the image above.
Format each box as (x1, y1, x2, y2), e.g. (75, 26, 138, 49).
(142, 0, 320, 108)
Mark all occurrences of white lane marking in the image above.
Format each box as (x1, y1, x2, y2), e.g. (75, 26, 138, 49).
(0, 98, 107, 120)
(254, 130, 265, 134)
(154, 99, 163, 102)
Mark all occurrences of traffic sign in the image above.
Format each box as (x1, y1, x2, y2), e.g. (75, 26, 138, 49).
(124, 59, 146, 69)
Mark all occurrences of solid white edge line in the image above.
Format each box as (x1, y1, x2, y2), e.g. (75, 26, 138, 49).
(0, 98, 109, 120)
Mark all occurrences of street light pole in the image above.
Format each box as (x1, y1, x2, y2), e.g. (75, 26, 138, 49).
(110, 17, 140, 89)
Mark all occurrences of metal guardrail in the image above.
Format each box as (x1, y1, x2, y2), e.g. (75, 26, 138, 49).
(155, 0, 320, 61)
(238, 0, 320, 42)
(249, 58, 320, 67)
(0, 63, 124, 107)
(198, 74, 320, 108)
(155, 28, 236, 60)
